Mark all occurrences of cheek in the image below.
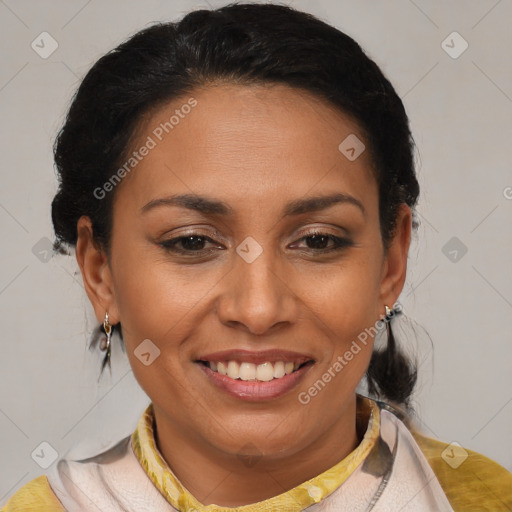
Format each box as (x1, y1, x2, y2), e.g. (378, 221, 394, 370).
(110, 243, 223, 352)
(113, 267, 190, 341)
(110, 254, 206, 405)
(298, 250, 382, 373)
(302, 275, 378, 412)
(301, 252, 382, 322)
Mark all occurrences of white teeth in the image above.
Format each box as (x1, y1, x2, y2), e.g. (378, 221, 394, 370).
(207, 360, 307, 381)
(273, 361, 285, 378)
(227, 360, 240, 379)
(239, 362, 256, 381)
(256, 362, 274, 382)
(284, 362, 294, 375)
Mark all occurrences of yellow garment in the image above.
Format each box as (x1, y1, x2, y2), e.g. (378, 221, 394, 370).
(1, 475, 64, 511)
(3, 398, 512, 511)
(411, 431, 512, 511)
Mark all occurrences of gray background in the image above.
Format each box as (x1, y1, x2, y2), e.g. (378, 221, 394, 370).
(1, 0, 511, 503)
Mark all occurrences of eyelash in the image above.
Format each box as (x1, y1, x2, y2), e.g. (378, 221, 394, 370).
(159, 231, 352, 256)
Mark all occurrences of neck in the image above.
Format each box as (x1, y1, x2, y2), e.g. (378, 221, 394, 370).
(152, 395, 369, 507)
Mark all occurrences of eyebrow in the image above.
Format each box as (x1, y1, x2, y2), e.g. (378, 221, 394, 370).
(141, 192, 365, 217)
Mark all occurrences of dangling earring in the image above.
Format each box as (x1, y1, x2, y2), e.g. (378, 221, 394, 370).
(384, 304, 397, 348)
(99, 312, 113, 374)
(87, 312, 117, 379)
(385, 305, 394, 317)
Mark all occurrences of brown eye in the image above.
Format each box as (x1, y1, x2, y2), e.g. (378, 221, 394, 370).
(159, 234, 224, 255)
(291, 232, 353, 254)
(160, 235, 208, 252)
(304, 233, 330, 249)
(179, 235, 207, 251)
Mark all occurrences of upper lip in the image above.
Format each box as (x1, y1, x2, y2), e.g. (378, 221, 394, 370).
(196, 349, 315, 366)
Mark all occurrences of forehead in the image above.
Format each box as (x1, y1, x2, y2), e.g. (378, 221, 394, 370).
(114, 83, 377, 213)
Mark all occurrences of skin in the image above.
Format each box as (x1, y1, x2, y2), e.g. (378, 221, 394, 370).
(76, 83, 411, 507)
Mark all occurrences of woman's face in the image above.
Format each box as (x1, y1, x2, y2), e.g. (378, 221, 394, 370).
(78, 83, 410, 461)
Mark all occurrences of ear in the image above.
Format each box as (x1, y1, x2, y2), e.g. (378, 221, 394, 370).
(379, 204, 412, 307)
(75, 216, 120, 324)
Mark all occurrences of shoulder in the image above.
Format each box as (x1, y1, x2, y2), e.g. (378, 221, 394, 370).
(411, 430, 512, 511)
(1, 475, 65, 511)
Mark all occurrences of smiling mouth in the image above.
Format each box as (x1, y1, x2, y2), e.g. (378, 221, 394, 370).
(196, 360, 314, 381)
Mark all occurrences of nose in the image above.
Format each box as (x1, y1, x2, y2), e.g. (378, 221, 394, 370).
(216, 252, 300, 336)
